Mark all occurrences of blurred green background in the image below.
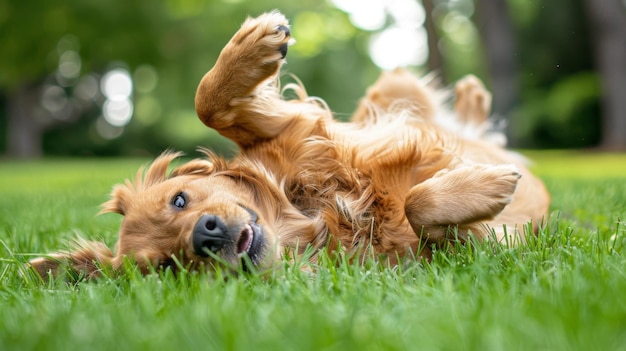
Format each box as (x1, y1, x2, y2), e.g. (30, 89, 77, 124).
(1, 0, 625, 158)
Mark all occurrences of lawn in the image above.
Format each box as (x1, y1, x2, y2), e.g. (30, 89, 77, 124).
(1, 151, 625, 351)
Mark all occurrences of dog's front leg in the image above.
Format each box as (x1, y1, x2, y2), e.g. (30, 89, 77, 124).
(195, 12, 296, 147)
(404, 164, 521, 241)
(27, 240, 115, 282)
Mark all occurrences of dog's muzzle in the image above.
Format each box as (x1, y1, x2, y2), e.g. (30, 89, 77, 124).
(191, 209, 264, 267)
(192, 214, 230, 256)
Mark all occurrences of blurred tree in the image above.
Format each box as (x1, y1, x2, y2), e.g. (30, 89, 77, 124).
(0, 0, 171, 157)
(474, 0, 518, 120)
(2, 0, 621, 156)
(502, 0, 601, 148)
(435, 0, 616, 149)
(429, 0, 488, 85)
(422, 0, 445, 75)
(0, 0, 376, 158)
(584, 0, 626, 151)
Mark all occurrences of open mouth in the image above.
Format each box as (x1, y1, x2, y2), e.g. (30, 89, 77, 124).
(236, 224, 255, 256)
(236, 207, 264, 265)
(236, 222, 263, 258)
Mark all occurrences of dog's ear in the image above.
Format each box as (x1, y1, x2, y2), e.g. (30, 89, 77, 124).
(101, 151, 186, 215)
(27, 240, 115, 282)
(100, 182, 134, 215)
(170, 159, 215, 177)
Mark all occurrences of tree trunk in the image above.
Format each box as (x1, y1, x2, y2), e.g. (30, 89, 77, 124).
(6, 84, 45, 158)
(584, 0, 626, 151)
(422, 0, 445, 79)
(474, 0, 519, 141)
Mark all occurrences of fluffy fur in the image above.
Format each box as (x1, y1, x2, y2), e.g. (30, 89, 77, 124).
(29, 11, 550, 280)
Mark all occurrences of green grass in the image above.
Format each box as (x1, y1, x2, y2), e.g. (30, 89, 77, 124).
(1, 151, 625, 351)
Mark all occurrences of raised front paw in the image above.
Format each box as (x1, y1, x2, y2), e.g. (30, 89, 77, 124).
(221, 11, 293, 83)
(195, 12, 294, 124)
(233, 12, 292, 60)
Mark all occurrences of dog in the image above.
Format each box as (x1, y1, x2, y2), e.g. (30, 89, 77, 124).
(29, 11, 550, 279)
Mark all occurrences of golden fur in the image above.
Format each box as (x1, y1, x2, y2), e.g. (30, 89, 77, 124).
(29, 11, 550, 279)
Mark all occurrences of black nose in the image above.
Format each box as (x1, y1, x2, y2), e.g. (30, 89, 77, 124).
(192, 214, 230, 256)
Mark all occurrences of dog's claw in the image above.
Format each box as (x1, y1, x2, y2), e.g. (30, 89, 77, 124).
(279, 43, 288, 59)
(277, 25, 291, 58)
(277, 25, 290, 37)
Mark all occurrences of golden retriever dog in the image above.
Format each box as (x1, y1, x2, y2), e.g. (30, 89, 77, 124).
(29, 11, 550, 279)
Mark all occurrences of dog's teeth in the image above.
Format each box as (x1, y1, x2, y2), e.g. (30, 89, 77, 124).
(288, 38, 296, 46)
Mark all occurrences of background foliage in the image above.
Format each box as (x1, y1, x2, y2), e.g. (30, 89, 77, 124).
(0, 0, 624, 158)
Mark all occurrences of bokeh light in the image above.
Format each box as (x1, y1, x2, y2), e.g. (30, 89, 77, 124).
(101, 69, 133, 100)
(134, 65, 158, 94)
(369, 25, 428, 70)
(332, 0, 386, 31)
(103, 99, 134, 127)
(101, 68, 134, 127)
(57, 50, 81, 81)
(95, 116, 124, 140)
(332, 0, 428, 69)
(41, 85, 68, 115)
(74, 74, 100, 102)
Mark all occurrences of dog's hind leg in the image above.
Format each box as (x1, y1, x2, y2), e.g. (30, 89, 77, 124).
(451, 75, 508, 146)
(404, 163, 521, 242)
(351, 68, 440, 124)
(453, 75, 492, 125)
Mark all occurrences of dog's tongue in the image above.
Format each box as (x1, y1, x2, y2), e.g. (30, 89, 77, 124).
(236, 224, 254, 255)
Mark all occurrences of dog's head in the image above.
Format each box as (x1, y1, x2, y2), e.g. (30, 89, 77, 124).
(102, 150, 280, 272)
(29, 150, 285, 280)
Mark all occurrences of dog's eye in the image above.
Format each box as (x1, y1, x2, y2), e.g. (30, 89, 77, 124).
(172, 192, 187, 209)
